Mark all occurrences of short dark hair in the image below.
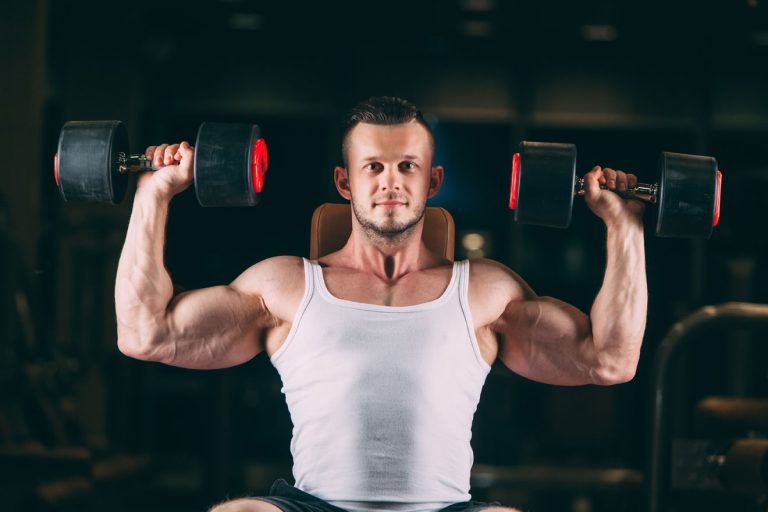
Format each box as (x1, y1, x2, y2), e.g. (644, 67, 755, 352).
(341, 96, 435, 167)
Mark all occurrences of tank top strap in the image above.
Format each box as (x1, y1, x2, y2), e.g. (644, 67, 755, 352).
(269, 257, 314, 364)
(301, 257, 315, 294)
(456, 259, 489, 371)
(456, 259, 470, 306)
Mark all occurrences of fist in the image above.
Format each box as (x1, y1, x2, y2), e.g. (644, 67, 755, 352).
(136, 141, 195, 199)
(582, 165, 645, 227)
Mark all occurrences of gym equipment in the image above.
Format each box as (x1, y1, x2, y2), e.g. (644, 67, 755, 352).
(310, 203, 455, 260)
(507, 141, 723, 238)
(671, 438, 768, 495)
(649, 302, 768, 512)
(54, 120, 268, 207)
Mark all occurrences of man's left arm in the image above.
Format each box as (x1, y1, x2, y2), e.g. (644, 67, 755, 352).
(582, 214, 646, 383)
(489, 165, 647, 386)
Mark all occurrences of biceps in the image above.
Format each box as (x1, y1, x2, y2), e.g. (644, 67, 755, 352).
(497, 297, 592, 378)
(529, 297, 591, 344)
(161, 285, 269, 368)
(169, 286, 263, 333)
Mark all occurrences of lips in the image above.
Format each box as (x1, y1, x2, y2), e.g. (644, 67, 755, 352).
(377, 201, 405, 206)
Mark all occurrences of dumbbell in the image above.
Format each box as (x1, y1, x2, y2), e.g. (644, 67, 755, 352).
(508, 141, 723, 238)
(54, 120, 269, 207)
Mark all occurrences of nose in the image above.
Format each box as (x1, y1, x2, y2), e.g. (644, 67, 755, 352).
(379, 165, 401, 192)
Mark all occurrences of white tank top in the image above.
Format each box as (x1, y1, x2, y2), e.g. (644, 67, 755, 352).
(269, 258, 491, 512)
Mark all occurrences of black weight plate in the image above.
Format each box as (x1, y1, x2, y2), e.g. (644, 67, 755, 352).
(514, 141, 577, 228)
(56, 121, 129, 204)
(655, 152, 718, 238)
(194, 122, 263, 207)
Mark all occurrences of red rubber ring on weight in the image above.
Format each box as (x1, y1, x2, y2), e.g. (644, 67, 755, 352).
(54, 152, 59, 187)
(509, 152, 520, 210)
(251, 138, 268, 193)
(713, 169, 722, 227)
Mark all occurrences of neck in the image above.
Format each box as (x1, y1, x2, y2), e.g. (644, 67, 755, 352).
(339, 219, 433, 282)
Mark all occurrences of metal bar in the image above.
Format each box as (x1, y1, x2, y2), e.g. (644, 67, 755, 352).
(118, 153, 158, 174)
(648, 302, 768, 512)
(574, 178, 657, 203)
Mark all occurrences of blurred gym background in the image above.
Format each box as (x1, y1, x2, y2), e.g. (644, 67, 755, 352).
(1, 0, 767, 511)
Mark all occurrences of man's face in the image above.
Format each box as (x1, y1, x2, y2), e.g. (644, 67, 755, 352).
(334, 121, 443, 242)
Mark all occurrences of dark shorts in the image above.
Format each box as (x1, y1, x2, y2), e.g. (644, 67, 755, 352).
(252, 479, 502, 512)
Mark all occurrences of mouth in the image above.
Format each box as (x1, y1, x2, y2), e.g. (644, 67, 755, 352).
(375, 201, 406, 208)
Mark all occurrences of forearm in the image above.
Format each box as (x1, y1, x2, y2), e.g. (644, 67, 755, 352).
(588, 219, 647, 382)
(115, 190, 175, 354)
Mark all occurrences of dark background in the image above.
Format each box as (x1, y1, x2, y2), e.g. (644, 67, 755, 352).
(1, 0, 767, 511)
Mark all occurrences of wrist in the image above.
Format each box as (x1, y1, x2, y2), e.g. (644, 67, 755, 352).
(134, 184, 174, 206)
(604, 216, 644, 234)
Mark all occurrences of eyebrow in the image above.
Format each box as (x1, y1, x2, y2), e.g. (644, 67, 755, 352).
(362, 154, 422, 162)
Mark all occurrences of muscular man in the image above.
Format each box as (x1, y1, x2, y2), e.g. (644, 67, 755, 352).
(115, 97, 647, 512)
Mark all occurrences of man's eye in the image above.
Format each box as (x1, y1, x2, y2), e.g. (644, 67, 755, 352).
(365, 163, 382, 171)
(400, 162, 415, 170)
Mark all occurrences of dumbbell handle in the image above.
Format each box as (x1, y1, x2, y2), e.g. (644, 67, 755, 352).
(574, 177, 658, 204)
(117, 152, 169, 173)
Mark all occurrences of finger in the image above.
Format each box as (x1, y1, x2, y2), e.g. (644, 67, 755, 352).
(615, 170, 628, 192)
(154, 144, 168, 168)
(583, 165, 602, 182)
(175, 141, 192, 160)
(145, 146, 156, 160)
(627, 173, 638, 190)
(592, 164, 607, 185)
(603, 167, 617, 190)
(164, 144, 180, 165)
(585, 165, 603, 189)
(176, 141, 194, 158)
(177, 141, 194, 172)
(583, 165, 602, 200)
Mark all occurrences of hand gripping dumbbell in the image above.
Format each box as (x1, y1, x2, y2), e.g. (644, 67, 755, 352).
(54, 120, 269, 207)
(508, 141, 723, 238)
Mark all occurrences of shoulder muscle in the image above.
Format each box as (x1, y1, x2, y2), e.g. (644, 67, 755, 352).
(468, 258, 535, 328)
(231, 255, 306, 324)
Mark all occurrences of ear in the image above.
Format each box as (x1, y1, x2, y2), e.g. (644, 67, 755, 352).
(334, 166, 352, 200)
(427, 165, 444, 200)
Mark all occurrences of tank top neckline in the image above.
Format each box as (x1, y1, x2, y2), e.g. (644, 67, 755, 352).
(308, 258, 461, 313)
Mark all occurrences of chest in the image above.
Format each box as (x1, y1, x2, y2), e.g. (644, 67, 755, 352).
(266, 262, 501, 367)
(321, 267, 453, 307)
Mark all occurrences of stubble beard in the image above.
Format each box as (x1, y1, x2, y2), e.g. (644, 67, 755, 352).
(350, 197, 426, 245)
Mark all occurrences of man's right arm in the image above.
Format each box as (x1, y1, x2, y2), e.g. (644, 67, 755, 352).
(114, 141, 280, 369)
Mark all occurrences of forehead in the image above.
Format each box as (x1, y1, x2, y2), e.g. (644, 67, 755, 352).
(346, 121, 432, 161)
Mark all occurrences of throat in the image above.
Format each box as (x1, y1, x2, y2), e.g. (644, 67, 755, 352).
(384, 257, 395, 280)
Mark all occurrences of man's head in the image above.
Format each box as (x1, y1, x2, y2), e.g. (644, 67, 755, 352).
(340, 97, 435, 168)
(334, 97, 443, 244)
